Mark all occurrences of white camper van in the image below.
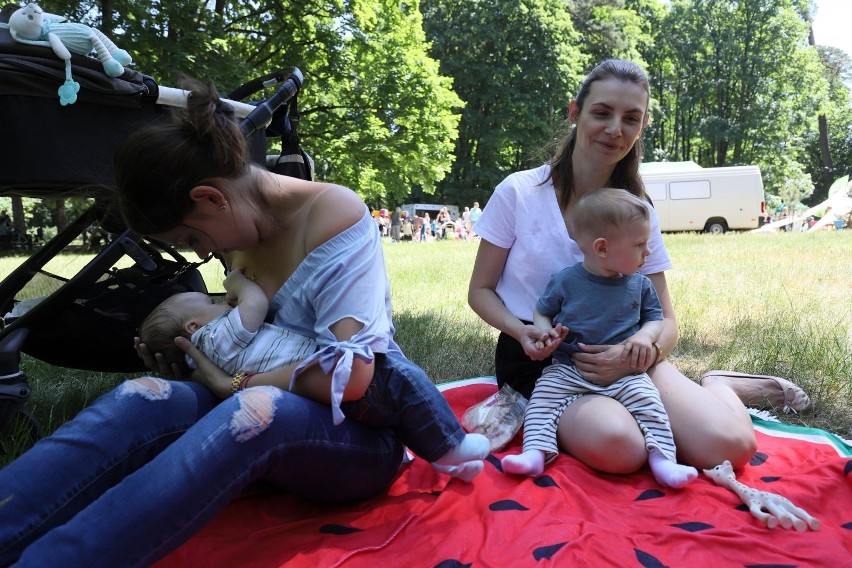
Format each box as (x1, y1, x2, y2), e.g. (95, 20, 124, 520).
(640, 162, 766, 234)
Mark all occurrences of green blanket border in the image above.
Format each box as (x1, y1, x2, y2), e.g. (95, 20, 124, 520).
(751, 416, 852, 457)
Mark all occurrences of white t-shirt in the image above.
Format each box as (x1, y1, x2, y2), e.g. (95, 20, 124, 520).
(474, 164, 673, 322)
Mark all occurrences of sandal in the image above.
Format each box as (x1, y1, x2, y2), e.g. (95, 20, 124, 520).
(699, 370, 812, 414)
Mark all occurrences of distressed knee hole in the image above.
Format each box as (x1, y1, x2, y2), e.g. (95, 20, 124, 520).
(117, 377, 172, 400)
(230, 386, 282, 442)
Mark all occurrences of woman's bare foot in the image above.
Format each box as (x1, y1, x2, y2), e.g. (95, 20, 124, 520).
(699, 371, 811, 413)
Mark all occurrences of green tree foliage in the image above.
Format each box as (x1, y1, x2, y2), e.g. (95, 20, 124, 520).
(15, 0, 852, 212)
(778, 161, 815, 214)
(421, 0, 586, 206)
(568, 0, 653, 68)
(648, 0, 827, 195)
(303, 0, 462, 206)
(35, 0, 460, 207)
(803, 46, 852, 203)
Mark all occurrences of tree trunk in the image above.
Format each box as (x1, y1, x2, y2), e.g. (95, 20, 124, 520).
(818, 114, 834, 190)
(53, 199, 68, 233)
(101, 0, 113, 34)
(11, 196, 26, 237)
(810, 24, 834, 190)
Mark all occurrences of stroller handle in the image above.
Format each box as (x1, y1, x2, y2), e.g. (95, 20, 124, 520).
(154, 68, 304, 136)
(240, 68, 304, 136)
(155, 87, 257, 118)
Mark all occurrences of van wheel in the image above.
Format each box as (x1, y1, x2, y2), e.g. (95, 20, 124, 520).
(705, 221, 727, 234)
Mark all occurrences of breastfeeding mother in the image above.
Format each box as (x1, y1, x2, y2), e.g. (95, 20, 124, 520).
(0, 81, 424, 566)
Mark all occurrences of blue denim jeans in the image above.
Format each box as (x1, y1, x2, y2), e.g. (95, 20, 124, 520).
(0, 357, 407, 567)
(342, 353, 466, 463)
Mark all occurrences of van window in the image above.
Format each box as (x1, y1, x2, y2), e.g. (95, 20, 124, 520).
(670, 180, 710, 200)
(645, 182, 667, 202)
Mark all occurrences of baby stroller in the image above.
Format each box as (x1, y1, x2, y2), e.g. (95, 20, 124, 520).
(0, 19, 312, 442)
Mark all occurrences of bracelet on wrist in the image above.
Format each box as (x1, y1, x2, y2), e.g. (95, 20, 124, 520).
(652, 342, 664, 365)
(239, 372, 257, 390)
(231, 372, 245, 395)
(231, 371, 259, 395)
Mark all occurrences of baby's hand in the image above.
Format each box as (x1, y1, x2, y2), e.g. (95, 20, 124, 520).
(223, 269, 256, 305)
(622, 333, 654, 369)
(532, 323, 565, 349)
(522, 323, 568, 360)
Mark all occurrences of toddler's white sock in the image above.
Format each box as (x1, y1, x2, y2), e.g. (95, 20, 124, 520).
(501, 450, 545, 477)
(434, 433, 490, 466)
(648, 448, 698, 488)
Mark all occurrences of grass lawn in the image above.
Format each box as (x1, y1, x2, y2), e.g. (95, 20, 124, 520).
(1, 229, 850, 463)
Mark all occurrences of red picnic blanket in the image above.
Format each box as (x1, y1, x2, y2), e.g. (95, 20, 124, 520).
(156, 377, 852, 567)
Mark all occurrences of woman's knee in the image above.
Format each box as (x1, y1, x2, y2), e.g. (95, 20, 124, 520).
(649, 363, 758, 469)
(107, 377, 217, 428)
(677, 426, 757, 470)
(556, 397, 647, 474)
(116, 376, 173, 400)
(228, 386, 284, 442)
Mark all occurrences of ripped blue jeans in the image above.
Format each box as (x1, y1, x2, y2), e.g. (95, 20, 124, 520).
(0, 369, 404, 567)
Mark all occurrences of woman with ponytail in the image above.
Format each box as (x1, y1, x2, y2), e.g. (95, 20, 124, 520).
(468, 59, 808, 476)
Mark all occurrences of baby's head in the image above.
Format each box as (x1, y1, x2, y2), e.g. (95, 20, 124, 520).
(570, 188, 651, 274)
(139, 292, 229, 369)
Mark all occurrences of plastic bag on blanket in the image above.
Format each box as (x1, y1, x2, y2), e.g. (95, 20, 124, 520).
(462, 383, 528, 452)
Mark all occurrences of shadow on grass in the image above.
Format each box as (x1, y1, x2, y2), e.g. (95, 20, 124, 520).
(392, 309, 498, 384)
(0, 358, 132, 465)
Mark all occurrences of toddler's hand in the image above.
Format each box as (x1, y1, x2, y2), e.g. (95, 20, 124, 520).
(522, 323, 568, 360)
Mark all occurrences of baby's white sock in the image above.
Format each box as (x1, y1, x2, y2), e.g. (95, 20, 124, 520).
(501, 450, 545, 477)
(434, 433, 490, 466)
(432, 460, 484, 483)
(648, 448, 698, 488)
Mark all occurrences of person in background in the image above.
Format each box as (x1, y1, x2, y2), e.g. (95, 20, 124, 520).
(469, 202, 482, 225)
(390, 207, 402, 242)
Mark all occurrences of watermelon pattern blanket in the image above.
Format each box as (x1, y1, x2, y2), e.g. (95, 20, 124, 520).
(156, 377, 852, 567)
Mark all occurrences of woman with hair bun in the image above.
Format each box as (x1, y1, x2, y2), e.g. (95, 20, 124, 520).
(0, 80, 486, 566)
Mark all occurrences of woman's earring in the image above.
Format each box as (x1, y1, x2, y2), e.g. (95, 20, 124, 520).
(220, 205, 227, 212)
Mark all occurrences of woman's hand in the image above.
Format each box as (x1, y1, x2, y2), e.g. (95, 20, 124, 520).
(572, 343, 634, 385)
(519, 323, 568, 361)
(133, 337, 187, 380)
(174, 336, 232, 399)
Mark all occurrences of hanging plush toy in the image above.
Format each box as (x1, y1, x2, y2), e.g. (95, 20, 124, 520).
(6, 3, 133, 105)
